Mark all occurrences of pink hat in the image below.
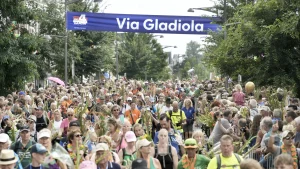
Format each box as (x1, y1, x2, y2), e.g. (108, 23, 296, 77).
(125, 131, 137, 142)
(79, 160, 97, 169)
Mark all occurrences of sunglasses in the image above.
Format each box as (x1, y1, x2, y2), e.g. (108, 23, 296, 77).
(26, 120, 34, 124)
(99, 141, 108, 144)
(68, 114, 73, 117)
(284, 136, 295, 140)
(75, 134, 82, 138)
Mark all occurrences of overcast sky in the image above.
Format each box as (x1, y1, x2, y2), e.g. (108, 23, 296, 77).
(103, 0, 215, 54)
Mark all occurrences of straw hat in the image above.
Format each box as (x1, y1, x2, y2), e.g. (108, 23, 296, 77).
(0, 150, 18, 165)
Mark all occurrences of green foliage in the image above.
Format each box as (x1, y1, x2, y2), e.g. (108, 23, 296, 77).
(37, 1, 115, 83)
(173, 41, 212, 80)
(0, 1, 46, 95)
(118, 33, 170, 80)
(186, 40, 202, 60)
(205, 0, 300, 96)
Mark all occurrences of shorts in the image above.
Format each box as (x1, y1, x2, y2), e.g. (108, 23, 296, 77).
(183, 123, 193, 132)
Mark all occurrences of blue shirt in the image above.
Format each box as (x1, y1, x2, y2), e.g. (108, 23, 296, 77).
(182, 107, 195, 119)
(153, 131, 180, 154)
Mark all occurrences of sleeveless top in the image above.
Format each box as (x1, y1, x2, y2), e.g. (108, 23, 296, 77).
(154, 145, 173, 169)
(122, 148, 136, 166)
(150, 157, 156, 169)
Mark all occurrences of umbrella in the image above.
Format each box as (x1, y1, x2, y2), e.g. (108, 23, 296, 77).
(47, 77, 65, 86)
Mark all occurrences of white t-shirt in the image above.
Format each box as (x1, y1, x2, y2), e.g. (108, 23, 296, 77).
(160, 106, 173, 115)
(53, 119, 62, 133)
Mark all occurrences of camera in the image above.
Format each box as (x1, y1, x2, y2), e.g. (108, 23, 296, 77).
(240, 127, 247, 133)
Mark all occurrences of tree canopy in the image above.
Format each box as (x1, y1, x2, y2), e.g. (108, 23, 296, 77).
(204, 0, 300, 95)
(117, 33, 170, 80)
(0, 1, 44, 95)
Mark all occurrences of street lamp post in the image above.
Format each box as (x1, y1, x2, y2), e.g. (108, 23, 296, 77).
(63, 0, 101, 85)
(162, 45, 177, 49)
(187, 7, 219, 16)
(115, 32, 119, 80)
(153, 35, 164, 38)
(64, 2, 68, 86)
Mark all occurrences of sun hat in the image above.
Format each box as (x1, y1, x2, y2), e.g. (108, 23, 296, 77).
(37, 128, 51, 140)
(136, 138, 153, 150)
(125, 131, 137, 142)
(282, 130, 294, 138)
(94, 143, 109, 152)
(260, 106, 270, 112)
(79, 160, 97, 169)
(27, 115, 37, 123)
(0, 133, 10, 143)
(131, 158, 148, 169)
(31, 143, 48, 154)
(0, 150, 18, 165)
(184, 138, 198, 149)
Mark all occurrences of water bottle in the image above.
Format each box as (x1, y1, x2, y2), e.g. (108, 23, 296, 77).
(120, 114, 125, 124)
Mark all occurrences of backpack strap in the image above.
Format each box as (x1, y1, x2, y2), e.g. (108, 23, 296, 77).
(111, 151, 116, 162)
(168, 145, 173, 161)
(180, 110, 183, 123)
(43, 115, 48, 126)
(122, 148, 126, 159)
(234, 153, 241, 164)
(154, 144, 158, 158)
(297, 148, 300, 167)
(129, 111, 135, 124)
(169, 110, 173, 117)
(49, 111, 52, 120)
(216, 154, 221, 169)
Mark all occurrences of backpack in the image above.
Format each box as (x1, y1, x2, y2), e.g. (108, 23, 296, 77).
(122, 148, 136, 160)
(154, 144, 173, 161)
(168, 110, 183, 128)
(111, 151, 116, 162)
(42, 114, 48, 126)
(216, 153, 241, 169)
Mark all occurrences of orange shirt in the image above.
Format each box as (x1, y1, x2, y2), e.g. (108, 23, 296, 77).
(125, 109, 141, 124)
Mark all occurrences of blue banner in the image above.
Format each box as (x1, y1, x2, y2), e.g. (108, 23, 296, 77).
(67, 12, 220, 34)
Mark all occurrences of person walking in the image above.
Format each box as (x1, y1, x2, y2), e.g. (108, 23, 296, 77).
(207, 135, 243, 169)
(177, 138, 210, 169)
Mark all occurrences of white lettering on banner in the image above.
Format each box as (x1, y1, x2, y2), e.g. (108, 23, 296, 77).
(159, 22, 168, 31)
(118, 18, 204, 32)
(131, 21, 139, 30)
(182, 23, 190, 31)
(144, 19, 154, 30)
(117, 18, 139, 30)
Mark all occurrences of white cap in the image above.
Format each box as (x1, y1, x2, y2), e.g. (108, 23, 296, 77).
(260, 106, 270, 112)
(28, 115, 37, 122)
(94, 143, 109, 152)
(0, 133, 9, 143)
(37, 129, 51, 140)
(136, 139, 153, 150)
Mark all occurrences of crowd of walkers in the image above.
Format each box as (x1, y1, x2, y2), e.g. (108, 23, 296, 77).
(0, 78, 299, 169)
